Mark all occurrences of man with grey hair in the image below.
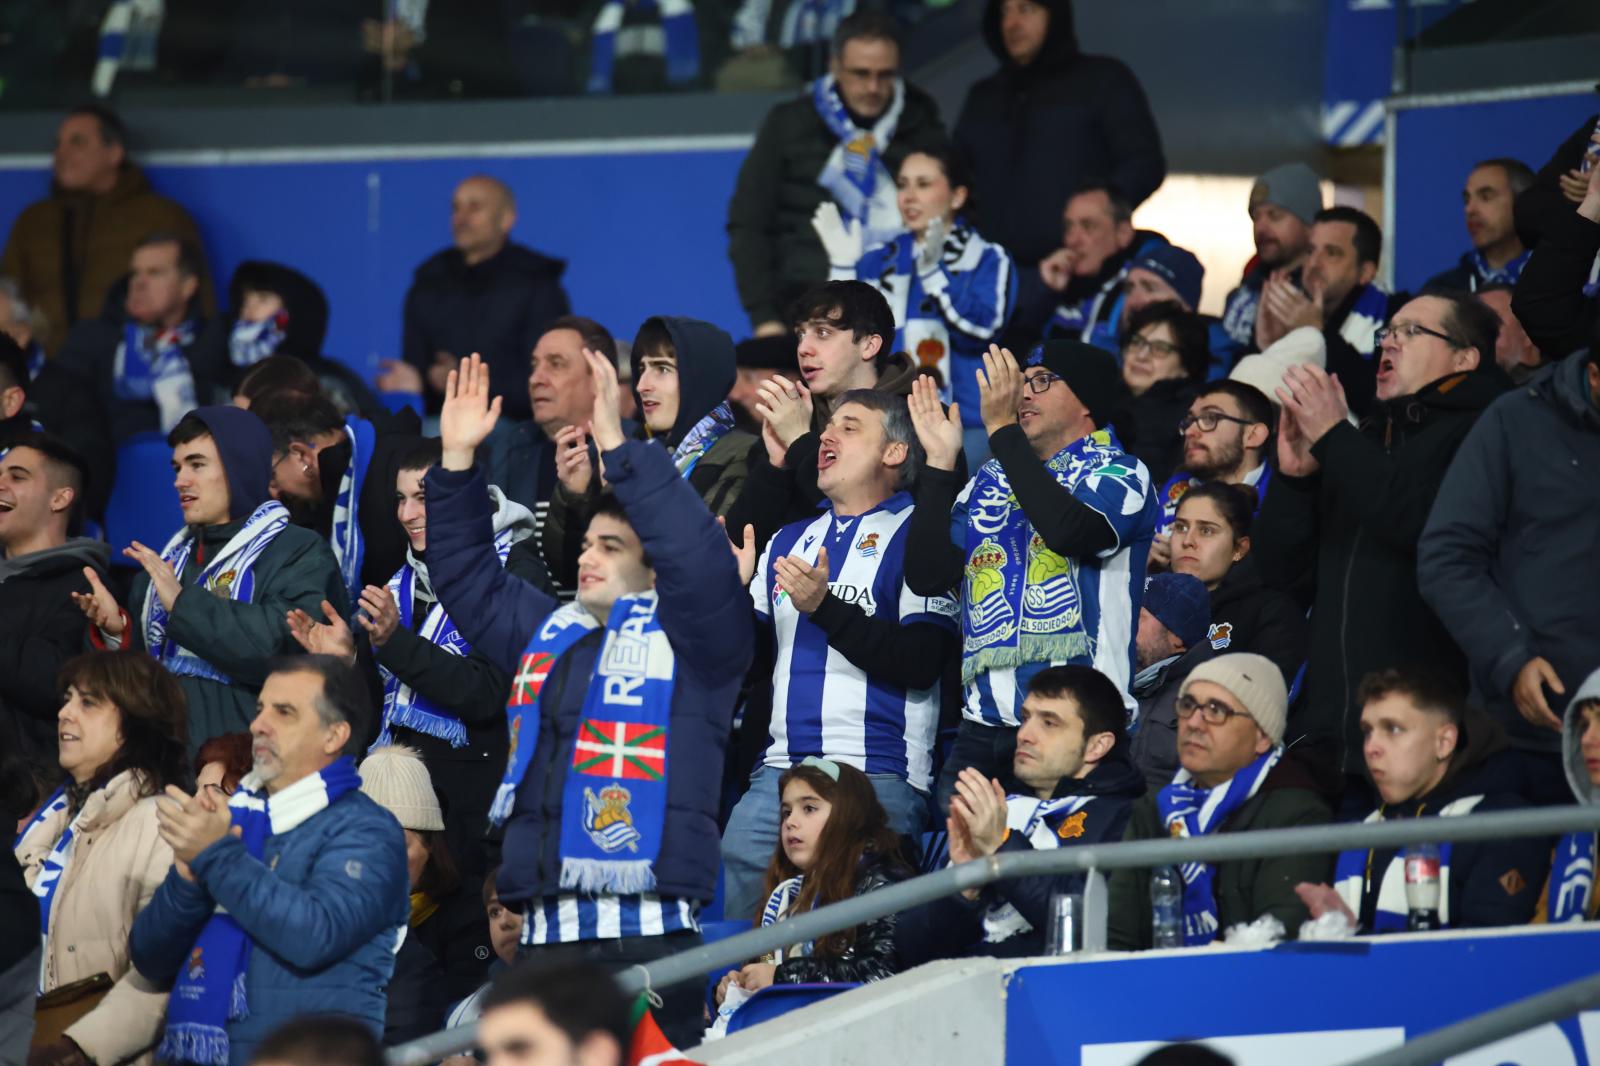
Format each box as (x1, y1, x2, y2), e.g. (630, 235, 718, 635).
(385, 173, 570, 418)
(718, 388, 958, 919)
(130, 654, 410, 1065)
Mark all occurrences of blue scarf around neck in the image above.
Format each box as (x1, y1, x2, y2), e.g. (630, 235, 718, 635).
(113, 320, 197, 433)
(332, 418, 376, 613)
(228, 313, 286, 368)
(159, 758, 363, 1066)
(587, 0, 701, 94)
(1547, 831, 1598, 923)
(18, 785, 73, 993)
(811, 73, 904, 248)
(669, 402, 736, 478)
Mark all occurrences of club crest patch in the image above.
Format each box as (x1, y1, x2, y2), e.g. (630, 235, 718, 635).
(856, 532, 880, 557)
(1056, 811, 1088, 840)
(186, 947, 205, 981)
(583, 783, 642, 853)
(1208, 622, 1233, 650)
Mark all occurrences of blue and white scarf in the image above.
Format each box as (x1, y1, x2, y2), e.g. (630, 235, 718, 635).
(159, 758, 364, 1066)
(669, 402, 736, 478)
(1153, 463, 1272, 538)
(959, 429, 1128, 686)
(142, 500, 290, 684)
(1466, 248, 1531, 290)
(778, 0, 853, 48)
(1546, 831, 1598, 924)
(1331, 796, 1481, 932)
(17, 785, 72, 993)
(332, 418, 377, 612)
(227, 313, 287, 369)
(1157, 746, 1282, 946)
(812, 73, 905, 249)
(587, 0, 701, 94)
(113, 320, 197, 434)
(759, 875, 811, 962)
(92, 0, 161, 96)
(492, 593, 676, 895)
(1337, 283, 1390, 361)
(374, 517, 520, 749)
(980, 794, 1096, 943)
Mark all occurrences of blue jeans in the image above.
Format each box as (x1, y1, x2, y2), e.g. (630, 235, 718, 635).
(720, 763, 929, 922)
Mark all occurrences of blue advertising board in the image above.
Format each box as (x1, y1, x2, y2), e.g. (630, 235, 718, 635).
(1005, 925, 1600, 1065)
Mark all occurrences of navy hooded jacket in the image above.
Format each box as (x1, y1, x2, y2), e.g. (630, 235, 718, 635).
(423, 439, 753, 908)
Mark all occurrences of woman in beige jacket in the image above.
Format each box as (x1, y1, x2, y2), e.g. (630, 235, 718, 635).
(14, 652, 191, 1066)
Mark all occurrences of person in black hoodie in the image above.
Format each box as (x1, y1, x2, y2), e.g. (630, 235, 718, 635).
(896, 666, 1144, 962)
(0, 433, 108, 779)
(539, 315, 759, 588)
(953, 0, 1165, 274)
(190, 260, 391, 420)
(1296, 668, 1549, 933)
(1419, 347, 1600, 802)
(1253, 288, 1506, 798)
(389, 175, 571, 418)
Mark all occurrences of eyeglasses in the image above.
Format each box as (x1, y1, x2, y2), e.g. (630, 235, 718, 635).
(1176, 411, 1256, 435)
(1124, 334, 1180, 359)
(1022, 372, 1061, 395)
(1374, 322, 1459, 348)
(1175, 693, 1248, 726)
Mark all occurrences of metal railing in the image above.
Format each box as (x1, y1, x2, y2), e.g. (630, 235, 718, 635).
(387, 803, 1600, 1066)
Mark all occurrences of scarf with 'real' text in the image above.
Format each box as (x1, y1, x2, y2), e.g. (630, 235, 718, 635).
(1157, 745, 1281, 945)
(492, 593, 676, 895)
(159, 758, 363, 1066)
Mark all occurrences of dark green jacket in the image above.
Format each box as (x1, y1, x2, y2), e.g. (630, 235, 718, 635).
(726, 85, 945, 327)
(1107, 757, 1334, 950)
(125, 520, 346, 755)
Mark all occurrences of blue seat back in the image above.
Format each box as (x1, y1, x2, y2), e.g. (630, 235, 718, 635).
(725, 982, 860, 1034)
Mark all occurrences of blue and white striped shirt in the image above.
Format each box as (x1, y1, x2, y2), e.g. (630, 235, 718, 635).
(752, 492, 959, 791)
(520, 893, 699, 946)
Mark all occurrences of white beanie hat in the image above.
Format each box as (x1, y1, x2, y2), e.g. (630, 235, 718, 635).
(359, 745, 445, 831)
(1180, 652, 1289, 746)
(1229, 326, 1327, 403)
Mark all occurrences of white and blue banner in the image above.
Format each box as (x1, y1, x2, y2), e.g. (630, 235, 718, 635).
(1321, 0, 1466, 147)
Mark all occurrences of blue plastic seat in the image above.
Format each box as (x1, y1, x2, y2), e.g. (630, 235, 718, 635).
(725, 982, 860, 1033)
(104, 432, 185, 566)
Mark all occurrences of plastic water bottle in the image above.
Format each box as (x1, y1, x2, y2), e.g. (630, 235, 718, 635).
(1151, 865, 1184, 948)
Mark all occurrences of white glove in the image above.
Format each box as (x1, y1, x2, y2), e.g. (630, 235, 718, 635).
(915, 216, 948, 275)
(812, 201, 863, 268)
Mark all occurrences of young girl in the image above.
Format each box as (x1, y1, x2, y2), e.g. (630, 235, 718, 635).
(819, 142, 1017, 466)
(715, 759, 909, 1004)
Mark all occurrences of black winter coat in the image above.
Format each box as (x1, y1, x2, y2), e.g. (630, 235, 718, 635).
(953, 0, 1164, 269)
(0, 539, 109, 772)
(726, 86, 945, 327)
(771, 855, 908, 986)
(1207, 557, 1308, 691)
(1418, 350, 1600, 752)
(1118, 376, 1197, 488)
(402, 243, 570, 418)
(1512, 201, 1600, 361)
(1253, 370, 1504, 775)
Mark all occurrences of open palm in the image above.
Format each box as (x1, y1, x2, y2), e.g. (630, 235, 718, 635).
(440, 353, 503, 469)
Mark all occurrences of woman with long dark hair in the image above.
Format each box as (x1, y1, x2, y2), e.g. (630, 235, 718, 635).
(13, 652, 189, 1066)
(716, 759, 909, 1005)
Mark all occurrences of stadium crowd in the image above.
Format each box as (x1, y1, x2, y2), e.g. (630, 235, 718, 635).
(4, 3, 1600, 1064)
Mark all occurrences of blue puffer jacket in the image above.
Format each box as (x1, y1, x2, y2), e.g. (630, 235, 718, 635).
(129, 789, 409, 1065)
(424, 440, 753, 908)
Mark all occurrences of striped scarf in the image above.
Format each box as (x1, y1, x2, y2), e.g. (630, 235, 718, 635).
(331, 418, 377, 613)
(1546, 831, 1598, 923)
(980, 793, 1096, 943)
(1157, 746, 1282, 945)
(669, 402, 735, 478)
(812, 73, 905, 248)
(112, 320, 197, 434)
(587, 0, 701, 94)
(1331, 796, 1482, 932)
(16, 785, 73, 993)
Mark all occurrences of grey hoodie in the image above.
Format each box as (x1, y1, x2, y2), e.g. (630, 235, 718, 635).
(1561, 667, 1600, 804)
(0, 537, 110, 584)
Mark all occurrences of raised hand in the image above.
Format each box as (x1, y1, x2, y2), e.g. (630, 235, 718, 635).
(286, 599, 357, 664)
(156, 785, 239, 864)
(123, 541, 182, 611)
(908, 373, 963, 472)
(71, 566, 125, 637)
(439, 353, 502, 471)
(950, 767, 1009, 858)
(355, 586, 401, 648)
(583, 348, 626, 451)
(811, 201, 863, 268)
(554, 424, 595, 496)
(754, 375, 813, 452)
(977, 344, 1024, 436)
(1275, 404, 1320, 478)
(774, 546, 830, 613)
(1276, 364, 1348, 444)
(720, 518, 758, 586)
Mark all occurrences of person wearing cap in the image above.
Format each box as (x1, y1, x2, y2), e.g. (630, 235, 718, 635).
(1218, 163, 1323, 366)
(1294, 667, 1547, 935)
(73, 406, 347, 754)
(0, 432, 109, 777)
(1254, 288, 1505, 800)
(1107, 652, 1333, 949)
(896, 665, 1147, 963)
(1419, 343, 1600, 802)
(129, 654, 409, 1065)
(360, 745, 494, 1045)
(1119, 244, 1205, 332)
(727, 334, 801, 434)
(1116, 300, 1209, 486)
(1128, 571, 1211, 790)
(906, 340, 1158, 805)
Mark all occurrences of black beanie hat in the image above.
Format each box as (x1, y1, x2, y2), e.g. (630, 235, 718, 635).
(1028, 340, 1127, 427)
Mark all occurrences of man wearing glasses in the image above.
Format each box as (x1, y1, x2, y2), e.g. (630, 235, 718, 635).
(907, 339, 1158, 808)
(1107, 652, 1333, 949)
(1149, 379, 1276, 552)
(1252, 288, 1504, 805)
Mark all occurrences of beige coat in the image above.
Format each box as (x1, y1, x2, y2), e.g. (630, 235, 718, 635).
(15, 770, 174, 1066)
